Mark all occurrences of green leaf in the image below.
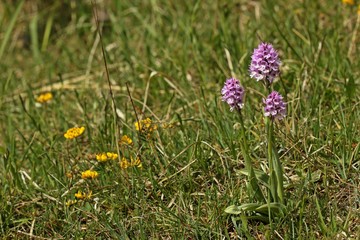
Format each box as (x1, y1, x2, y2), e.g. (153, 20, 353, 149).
(315, 196, 329, 234)
(256, 202, 286, 216)
(224, 205, 242, 215)
(246, 214, 270, 223)
(225, 203, 264, 215)
(238, 203, 262, 211)
(237, 169, 270, 188)
(239, 215, 254, 239)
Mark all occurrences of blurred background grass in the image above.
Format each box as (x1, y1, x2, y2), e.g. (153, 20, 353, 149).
(0, 0, 359, 238)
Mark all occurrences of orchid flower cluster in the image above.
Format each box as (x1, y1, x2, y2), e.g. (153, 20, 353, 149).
(222, 43, 286, 120)
(223, 43, 286, 221)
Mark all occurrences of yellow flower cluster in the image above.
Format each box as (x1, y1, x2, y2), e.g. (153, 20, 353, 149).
(342, 0, 354, 5)
(134, 118, 157, 133)
(65, 199, 77, 206)
(64, 126, 85, 139)
(96, 152, 118, 162)
(161, 123, 174, 129)
(81, 169, 99, 179)
(36, 92, 53, 103)
(342, 0, 360, 15)
(66, 190, 93, 207)
(119, 135, 133, 145)
(120, 157, 142, 169)
(74, 190, 92, 199)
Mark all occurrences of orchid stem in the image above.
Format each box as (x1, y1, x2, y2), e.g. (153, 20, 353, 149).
(238, 109, 265, 202)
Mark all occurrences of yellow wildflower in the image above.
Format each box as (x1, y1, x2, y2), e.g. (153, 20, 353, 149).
(119, 135, 133, 145)
(75, 190, 92, 199)
(81, 170, 99, 179)
(106, 152, 118, 160)
(36, 92, 53, 103)
(96, 153, 108, 162)
(120, 157, 142, 169)
(120, 158, 130, 169)
(96, 152, 118, 162)
(342, 0, 354, 5)
(66, 199, 77, 206)
(64, 126, 85, 139)
(74, 190, 86, 199)
(134, 118, 157, 134)
(130, 157, 143, 168)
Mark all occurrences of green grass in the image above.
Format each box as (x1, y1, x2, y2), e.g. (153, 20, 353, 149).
(0, 0, 359, 239)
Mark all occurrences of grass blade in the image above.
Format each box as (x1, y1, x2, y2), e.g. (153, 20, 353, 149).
(0, 0, 24, 59)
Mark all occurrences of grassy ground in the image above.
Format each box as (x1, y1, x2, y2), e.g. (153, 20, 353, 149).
(0, 0, 359, 239)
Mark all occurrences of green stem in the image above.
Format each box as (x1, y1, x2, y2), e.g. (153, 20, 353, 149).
(272, 135, 284, 204)
(238, 110, 265, 203)
(266, 118, 278, 203)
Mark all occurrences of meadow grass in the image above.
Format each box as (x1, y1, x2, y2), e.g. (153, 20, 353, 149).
(0, 0, 359, 239)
